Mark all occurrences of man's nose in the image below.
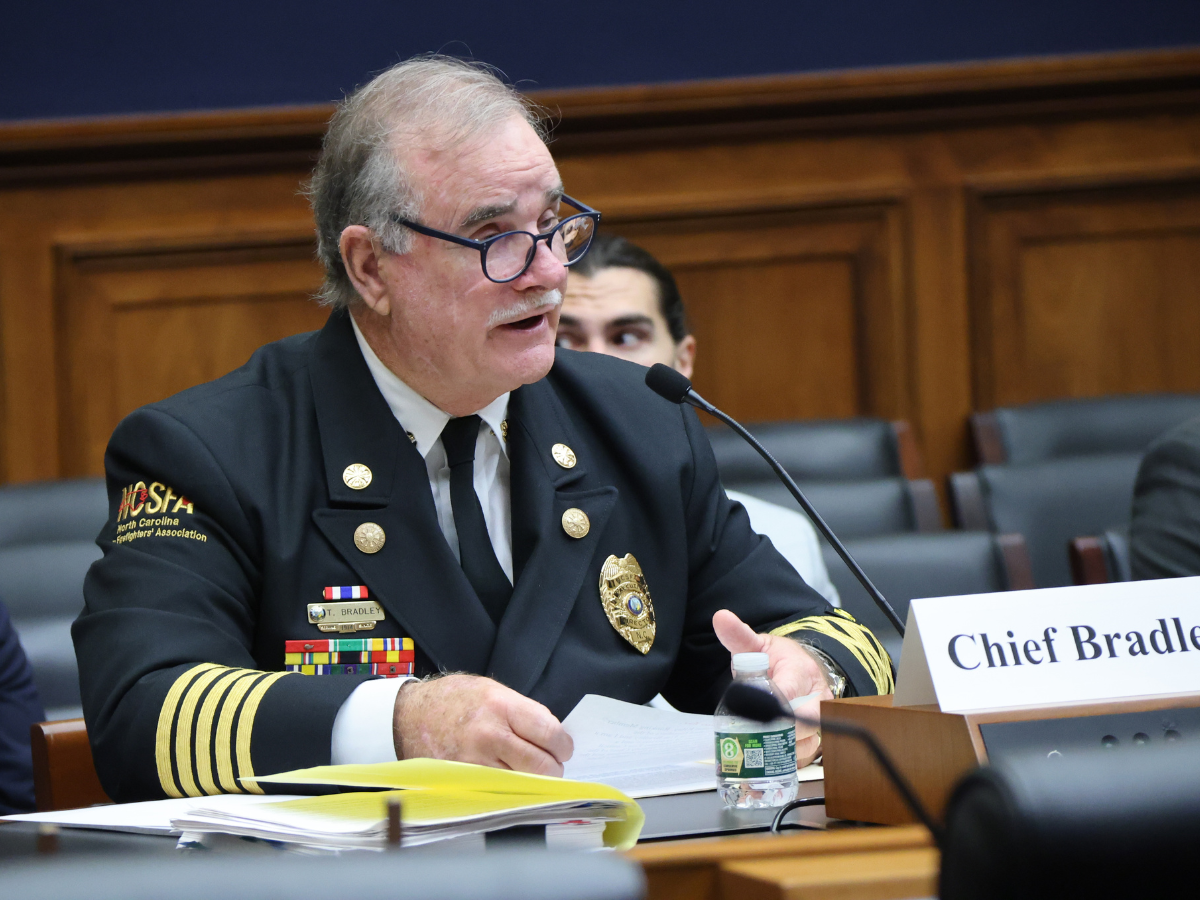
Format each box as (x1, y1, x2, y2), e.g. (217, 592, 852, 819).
(517, 237, 569, 289)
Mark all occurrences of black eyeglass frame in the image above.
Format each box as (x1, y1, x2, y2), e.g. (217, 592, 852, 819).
(389, 194, 601, 284)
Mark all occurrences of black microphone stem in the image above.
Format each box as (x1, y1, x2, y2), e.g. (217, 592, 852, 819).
(689, 394, 906, 636)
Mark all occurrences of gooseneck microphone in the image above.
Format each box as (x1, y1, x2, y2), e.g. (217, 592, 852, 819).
(645, 364, 906, 635)
(723, 682, 943, 843)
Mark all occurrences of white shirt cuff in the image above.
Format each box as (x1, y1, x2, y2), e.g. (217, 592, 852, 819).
(330, 677, 411, 765)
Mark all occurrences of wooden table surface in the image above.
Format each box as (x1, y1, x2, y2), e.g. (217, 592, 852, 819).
(628, 824, 937, 900)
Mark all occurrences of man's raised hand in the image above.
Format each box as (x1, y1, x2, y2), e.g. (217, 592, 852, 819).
(712, 609, 831, 766)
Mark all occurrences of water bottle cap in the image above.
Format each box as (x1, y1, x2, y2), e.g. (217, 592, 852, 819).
(732, 652, 770, 672)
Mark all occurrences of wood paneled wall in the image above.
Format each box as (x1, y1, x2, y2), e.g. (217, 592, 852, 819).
(3, 50, 1200, 488)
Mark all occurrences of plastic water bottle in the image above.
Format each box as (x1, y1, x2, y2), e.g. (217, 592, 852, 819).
(714, 652, 799, 809)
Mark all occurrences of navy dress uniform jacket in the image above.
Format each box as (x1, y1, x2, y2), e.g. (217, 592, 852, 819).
(74, 309, 892, 802)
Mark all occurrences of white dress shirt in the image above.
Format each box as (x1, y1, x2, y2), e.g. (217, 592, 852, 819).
(330, 318, 513, 764)
(726, 490, 840, 607)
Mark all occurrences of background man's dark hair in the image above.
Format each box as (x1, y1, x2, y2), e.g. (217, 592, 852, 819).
(571, 233, 690, 343)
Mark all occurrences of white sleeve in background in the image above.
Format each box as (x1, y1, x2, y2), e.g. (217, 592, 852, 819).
(726, 489, 841, 608)
(330, 677, 411, 765)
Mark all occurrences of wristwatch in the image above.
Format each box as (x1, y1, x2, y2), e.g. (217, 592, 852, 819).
(803, 644, 847, 700)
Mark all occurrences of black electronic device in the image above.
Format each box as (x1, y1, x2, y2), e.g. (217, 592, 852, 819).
(979, 705, 1200, 763)
(644, 364, 905, 635)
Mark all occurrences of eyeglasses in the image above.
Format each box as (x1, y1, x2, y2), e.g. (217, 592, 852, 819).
(390, 194, 601, 284)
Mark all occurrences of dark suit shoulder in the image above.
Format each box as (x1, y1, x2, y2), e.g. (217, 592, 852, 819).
(547, 349, 689, 431)
(1131, 415, 1200, 579)
(1144, 416, 1200, 462)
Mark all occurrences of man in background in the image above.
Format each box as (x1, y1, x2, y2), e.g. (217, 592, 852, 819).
(559, 233, 840, 606)
(1131, 416, 1200, 579)
(0, 599, 43, 813)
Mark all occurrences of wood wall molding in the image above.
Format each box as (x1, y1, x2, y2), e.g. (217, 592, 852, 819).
(3, 48, 1200, 488)
(4, 49, 1200, 182)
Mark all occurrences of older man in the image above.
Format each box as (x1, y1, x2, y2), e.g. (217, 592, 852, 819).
(559, 233, 840, 607)
(75, 57, 891, 803)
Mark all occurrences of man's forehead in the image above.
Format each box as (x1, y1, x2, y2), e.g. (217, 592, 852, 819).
(564, 268, 664, 324)
(401, 116, 561, 224)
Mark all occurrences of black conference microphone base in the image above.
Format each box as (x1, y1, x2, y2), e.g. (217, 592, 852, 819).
(644, 363, 906, 636)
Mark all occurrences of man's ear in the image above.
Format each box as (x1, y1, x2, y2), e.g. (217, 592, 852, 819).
(673, 335, 696, 380)
(339, 225, 391, 315)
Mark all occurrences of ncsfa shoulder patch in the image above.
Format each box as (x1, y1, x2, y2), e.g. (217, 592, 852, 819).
(114, 480, 208, 545)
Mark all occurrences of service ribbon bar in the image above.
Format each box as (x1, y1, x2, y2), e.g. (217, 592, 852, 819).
(286, 663, 414, 678)
(324, 585, 369, 600)
(284, 650, 415, 665)
(284, 638, 411, 653)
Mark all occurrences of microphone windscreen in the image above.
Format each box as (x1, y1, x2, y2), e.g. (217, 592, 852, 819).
(940, 746, 1200, 899)
(722, 683, 788, 723)
(645, 364, 693, 404)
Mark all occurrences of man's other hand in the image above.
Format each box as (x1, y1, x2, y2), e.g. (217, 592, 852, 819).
(392, 673, 574, 776)
(713, 609, 832, 766)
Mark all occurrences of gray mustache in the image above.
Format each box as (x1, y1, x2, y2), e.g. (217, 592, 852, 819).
(487, 289, 563, 328)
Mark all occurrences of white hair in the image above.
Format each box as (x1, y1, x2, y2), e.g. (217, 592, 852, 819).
(307, 55, 549, 309)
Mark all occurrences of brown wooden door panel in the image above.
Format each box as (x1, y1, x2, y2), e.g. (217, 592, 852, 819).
(56, 236, 326, 476)
(611, 204, 911, 423)
(970, 183, 1200, 409)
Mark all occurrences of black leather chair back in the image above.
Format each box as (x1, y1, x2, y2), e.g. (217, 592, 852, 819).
(707, 418, 906, 482)
(953, 455, 1141, 588)
(0, 479, 107, 715)
(730, 477, 942, 539)
(822, 532, 1033, 664)
(974, 394, 1200, 464)
(1103, 527, 1132, 583)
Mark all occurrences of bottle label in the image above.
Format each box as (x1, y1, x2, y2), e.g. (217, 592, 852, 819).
(715, 728, 797, 778)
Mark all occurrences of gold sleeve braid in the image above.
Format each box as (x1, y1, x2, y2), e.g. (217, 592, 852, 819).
(771, 609, 895, 695)
(155, 663, 291, 798)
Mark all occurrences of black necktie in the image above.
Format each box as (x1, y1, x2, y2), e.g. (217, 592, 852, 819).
(440, 415, 512, 624)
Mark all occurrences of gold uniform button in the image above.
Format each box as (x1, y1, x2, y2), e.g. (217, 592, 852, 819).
(562, 508, 590, 539)
(354, 522, 386, 554)
(342, 464, 373, 490)
(552, 443, 577, 468)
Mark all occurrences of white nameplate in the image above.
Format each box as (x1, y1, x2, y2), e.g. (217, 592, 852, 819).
(894, 576, 1200, 713)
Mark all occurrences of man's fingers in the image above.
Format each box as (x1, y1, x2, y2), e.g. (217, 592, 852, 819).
(713, 609, 768, 655)
(494, 730, 566, 777)
(791, 694, 822, 737)
(507, 697, 574, 764)
(796, 732, 822, 768)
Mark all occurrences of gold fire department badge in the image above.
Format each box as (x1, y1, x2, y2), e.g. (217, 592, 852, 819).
(599, 553, 656, 654)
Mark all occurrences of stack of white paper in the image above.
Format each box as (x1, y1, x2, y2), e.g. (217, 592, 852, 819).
(4, 794, 304, 835)
(171, 790, 620, 850)
(561, 694, 823, 798)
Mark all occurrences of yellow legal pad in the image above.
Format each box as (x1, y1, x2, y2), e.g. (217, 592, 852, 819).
(248, 759, 644, 849)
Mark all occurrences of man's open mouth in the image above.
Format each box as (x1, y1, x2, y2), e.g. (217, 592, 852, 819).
(500, 313, 547, 331)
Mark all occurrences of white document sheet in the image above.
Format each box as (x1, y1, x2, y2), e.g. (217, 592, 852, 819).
(561, 694, 821, 798)
(1, 793, 305, 835)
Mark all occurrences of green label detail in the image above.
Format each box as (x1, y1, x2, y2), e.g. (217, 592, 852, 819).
(715, 728, 797, 778)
